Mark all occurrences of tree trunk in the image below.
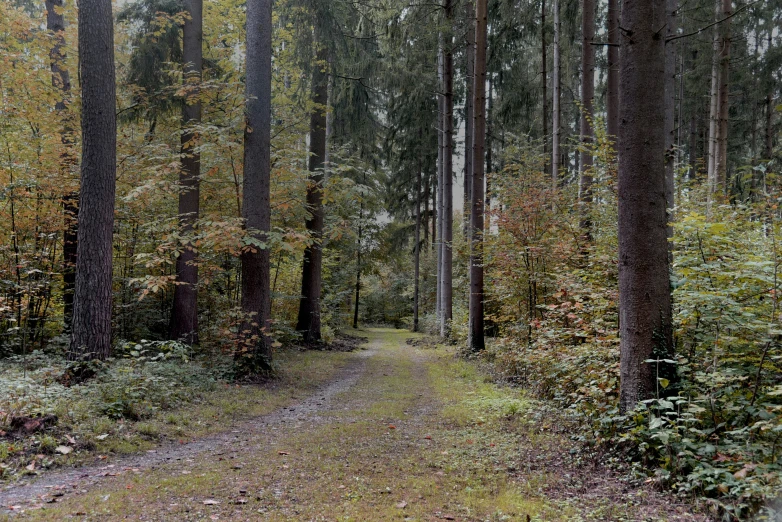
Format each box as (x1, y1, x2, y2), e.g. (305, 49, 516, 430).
(424, 173, 430, 247)
(464, 0, 475, 237)
(69, 0, 116, 361)
(441, 0, 454, 338)
(436, 45, 444, 323)
(578, 0, 595, 239)
(469, 0, 487, 353)
(45, 0, 78, 333)
(237, 0, 272, 373)
(414, 162, 422, 332)
(296, 39, 328, 343)
(486, 74, 493, 213)
(170, 0, 203, 344)
(664, 0, 677, 238)
(767, 93, 775, 161)
(618, 0, 673, 413)
(541, 0, 548, 173)
(353, 201, 362, 329)
(706, 0, 719, 195)
(714, 0, 731, 194)
(552, 0, 561, 184)
(606, 0, 619, 142)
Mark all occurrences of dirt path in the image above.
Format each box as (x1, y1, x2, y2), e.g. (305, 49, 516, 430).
(1, 329, 707, 521)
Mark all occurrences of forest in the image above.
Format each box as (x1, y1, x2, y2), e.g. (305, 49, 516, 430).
(0, 0, 780, 519)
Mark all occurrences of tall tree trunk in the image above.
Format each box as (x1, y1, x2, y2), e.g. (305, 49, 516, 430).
(578, 0, 595, 239)
(706, 0, 720, 195)
(45, 0, 78, 332)
(606, 0, 619, 142)
(424, 173, 430, 247)
(69, 0, 116, 361)
(714, 0, 731, 194)
(436, 46, 444, 322)
(414, 162, 422, 332)
(464, 0, 475, 238)
(552, 0, 561, 184)
(296, 39, 328, 343)
(469, 0, 487, 352)
(767, 93, 775, 161)
(541, 0, 548, 173)
(353, 201, 362, 329)
(618, 0, 673, 413)
(170, 0, 203, 344)
(486, 74, 493, 213)
(441, 0, 454, 338)
(237, 0, 272, 373)
(664, 0, 677, 238)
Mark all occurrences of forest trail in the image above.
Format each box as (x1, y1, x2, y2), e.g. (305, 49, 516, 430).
(1, 329, 705, 521)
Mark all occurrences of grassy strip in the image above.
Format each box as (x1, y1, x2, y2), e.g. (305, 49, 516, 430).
(0, 348, 355, 484)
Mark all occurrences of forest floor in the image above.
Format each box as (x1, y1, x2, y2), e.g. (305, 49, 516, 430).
(0, 328, 709, 521)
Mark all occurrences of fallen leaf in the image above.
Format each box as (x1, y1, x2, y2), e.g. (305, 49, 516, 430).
(203, 499, 220, 505)
(55, 446, 73, 455)
(395, 501, 408, 509)
(388, 425, 396, 430)
(66, 435, 77, 445)
(278, 451, 289, 456)
(424, 435, 432, 440)
(96, 434, 109, 441)
(26, 461, 36, 471)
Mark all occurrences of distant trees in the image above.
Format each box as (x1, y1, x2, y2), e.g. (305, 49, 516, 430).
(69, 0, 117, 360)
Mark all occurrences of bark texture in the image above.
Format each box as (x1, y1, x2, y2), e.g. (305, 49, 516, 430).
(296, 41, 328, 343)
(664, 0, 677, 232)
(469, 0, 487, 352)
(70, 0, 116, 361)
(618, 0, 674, 412)
(170, 0, 203, 344)
(714, 0, 731, 193)
(238, 0, 273, 372)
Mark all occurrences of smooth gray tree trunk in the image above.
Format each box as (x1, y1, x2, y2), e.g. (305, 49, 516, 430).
(552, 0, 561, 184)
(464, 0, 475, 237)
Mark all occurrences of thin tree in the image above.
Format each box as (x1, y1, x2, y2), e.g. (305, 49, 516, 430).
(440, 0, 454, 338)
(618, 0, 674, 412)
(170, 0, 203, 344)
(714, 0, 732, 193)
(552, 0, 561, 184)
(706, 0, 720, 192)
(664, 0, 677, 237)
(541, 0, 548, 173)
(606, 0, 619, 143)
(578, 0, 595, 239)
(413, 161, 422, 332)
(468, 0, 487, 353)
(69, 0, 116, 361)
(464, 0, 475, 236)
(237, 0, 273, 373)
(296, 36, 329, 343)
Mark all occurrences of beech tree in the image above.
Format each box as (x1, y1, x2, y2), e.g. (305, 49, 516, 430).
(618, 0, 673, 412)
(69, 0, 116, 360)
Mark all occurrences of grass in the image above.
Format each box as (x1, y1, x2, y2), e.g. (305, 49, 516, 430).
(6, 328, 577, 521)
(0, 347, 355, 483)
